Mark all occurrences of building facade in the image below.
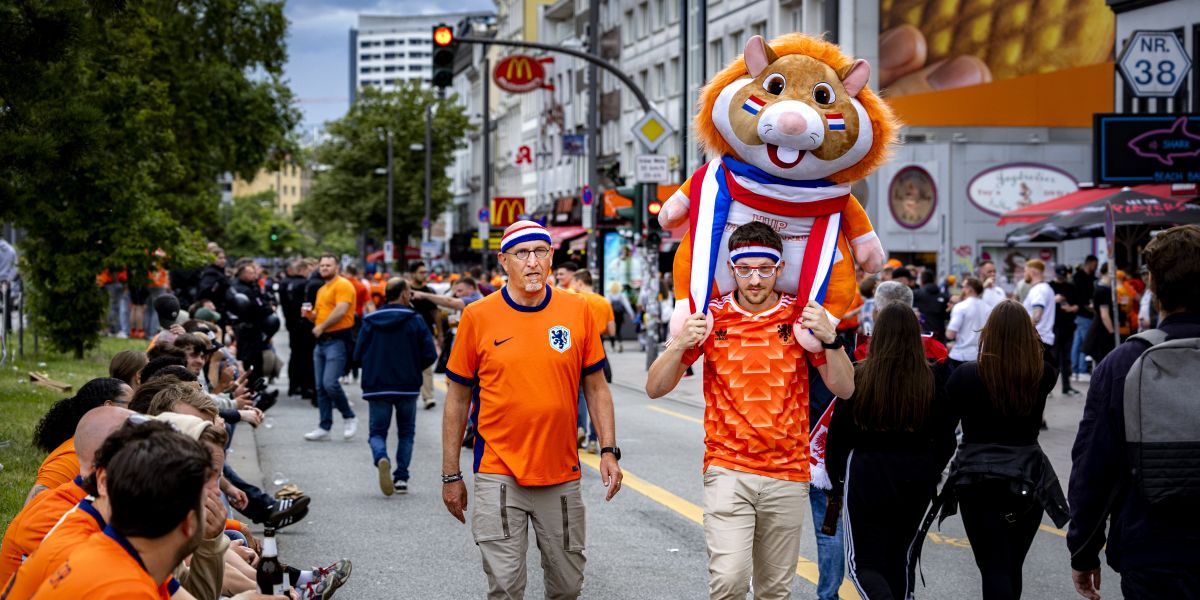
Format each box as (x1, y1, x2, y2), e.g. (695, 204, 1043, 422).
(231, 162, 311, 216)
(350, 13, 493, 102)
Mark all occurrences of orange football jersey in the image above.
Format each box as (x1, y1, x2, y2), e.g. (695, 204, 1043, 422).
(0, 479, 87, 584)
(29, 528, 176, 599)
(4, 498, 106, 600)
(34, 439, 78, 492)
(446, 286, 605, 486)
(682, 293, 825, 482)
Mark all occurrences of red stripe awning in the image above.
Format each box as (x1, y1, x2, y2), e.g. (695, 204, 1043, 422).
(997, 184, 1179, 225)
(546, 225, 587, 247)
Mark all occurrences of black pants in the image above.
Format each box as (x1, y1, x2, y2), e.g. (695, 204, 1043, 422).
(958, 481, 1042, 600)
(844, 449, 938, 599)
(224, 463, 275, 523)
(286, 322, 315, 395)
(1053, 329, 1075, 393)
(1121, 565, 1200, 599)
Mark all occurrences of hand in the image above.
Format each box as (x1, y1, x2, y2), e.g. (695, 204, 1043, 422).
(229, 539, 259, 567)
(217, 364, 236, 392)
(878, 24, 992, 96)
(202, 488, 226, 539)
(240, 526, 261, 554)
(238, 409, 262, 427)
(311, 325, 323, 337)
(235, 389, 253, 410)
(1071, 568, 1102, 600)
(599, 454, 623, 501)
(227, 487, 249, 510)
(676, 312, 708, 349)
(442, 479, 468, 523)
(800, 301, 836, 345)
(984, 277, 995, 289)
(170, 324, 186, 336)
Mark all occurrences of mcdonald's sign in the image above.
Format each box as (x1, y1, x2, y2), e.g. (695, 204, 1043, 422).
(493, 55, 555, 94)
(490, 197, 526, 227)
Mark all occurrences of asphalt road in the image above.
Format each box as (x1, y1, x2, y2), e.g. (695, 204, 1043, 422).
(247, 328, 1117, 599)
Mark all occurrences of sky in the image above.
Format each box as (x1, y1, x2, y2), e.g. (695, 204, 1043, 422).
(283, 0, 494, 130)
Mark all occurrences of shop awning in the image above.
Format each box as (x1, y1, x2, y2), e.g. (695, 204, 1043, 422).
(997, 184, 1179, 225)
(547, 225, 587, 247)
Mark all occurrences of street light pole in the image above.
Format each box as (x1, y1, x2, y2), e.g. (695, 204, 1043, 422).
(423, 101, 433, 251)
(386, 130, 394, 273)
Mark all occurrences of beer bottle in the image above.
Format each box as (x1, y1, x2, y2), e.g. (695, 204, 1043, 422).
(257, 527, 284, 594)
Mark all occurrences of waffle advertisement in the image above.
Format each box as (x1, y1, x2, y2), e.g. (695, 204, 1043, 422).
(879, 0, 1116, 126)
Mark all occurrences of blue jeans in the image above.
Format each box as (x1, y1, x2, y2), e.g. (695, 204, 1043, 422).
(314, 338, 355, 431)
(576, 388, 597, 442)
(105, 283, 129, 335)
(1071, 316, 1092, 374)
(809, 486, 845, 600)
(368, 395, 417, 482)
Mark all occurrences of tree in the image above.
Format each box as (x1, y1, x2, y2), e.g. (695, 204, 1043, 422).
(217, 192, 309, 258)
(297, 84, 471, 261)
(0, 0, 296, 357)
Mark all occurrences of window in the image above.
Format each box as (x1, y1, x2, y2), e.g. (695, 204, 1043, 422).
(654, 63, 666, 99)
(751, 21, 766, 40)
(408, 65, 423, 71)
(638, 2, 649, 37)
(729, 30, 743, 55)
(669, 57, 680, 96)
(360, 66, 371, 74)
(652, 0, 664, 30)
(384, 53, 397, 59)
(709, 40, 723, 77)
(384, 40, 396, 46)
(385, 65, 396, 72)
(624, 9, 634, 41)
(667, 0, 677, 24)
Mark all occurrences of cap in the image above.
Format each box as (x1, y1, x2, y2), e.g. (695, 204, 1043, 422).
(891, 267, 914, 281)
(886, 258, 903, 269)
(194, 307, 221, 322)
(1055, 264, 1071, 277)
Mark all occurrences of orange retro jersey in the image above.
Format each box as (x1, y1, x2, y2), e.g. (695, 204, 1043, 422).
(446, 286, 606, 486)
(580, 291, 615, 337)
(4, 498, 106, 600)
(682, 293, 826, 482)
(29, 527, 177, 599)
(0, 479, 88, 584)
(34, 438, 78, 492)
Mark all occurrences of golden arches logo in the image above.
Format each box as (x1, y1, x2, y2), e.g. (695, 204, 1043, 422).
(505, 57, 535, 82)
(491, 197, 525, 227)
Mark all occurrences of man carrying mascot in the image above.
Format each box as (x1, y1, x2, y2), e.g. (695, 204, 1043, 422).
(647, 221, 854, 599)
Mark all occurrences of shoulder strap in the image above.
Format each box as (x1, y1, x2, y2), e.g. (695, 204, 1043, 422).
(1128, 329, 1168, 348)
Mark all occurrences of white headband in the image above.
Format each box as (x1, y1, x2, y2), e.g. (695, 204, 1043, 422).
(729, 245, 781, 263)
(500, 222, 552, 252)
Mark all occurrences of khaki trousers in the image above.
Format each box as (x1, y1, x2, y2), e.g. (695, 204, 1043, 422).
(421, 366, 433, 401)
(703, 466, 809, 600)
(472, 474, 586, 599)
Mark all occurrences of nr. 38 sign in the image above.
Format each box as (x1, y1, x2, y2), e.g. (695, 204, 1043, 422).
(1118, 30, 1192, 98)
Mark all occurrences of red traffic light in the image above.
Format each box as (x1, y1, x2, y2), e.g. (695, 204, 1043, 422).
(647, 200, 662, 216)
(433, 26, 454, 47)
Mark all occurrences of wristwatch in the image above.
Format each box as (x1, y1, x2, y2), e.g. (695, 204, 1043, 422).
(600, 447, 622, 461)
(821, 336, 844, 350)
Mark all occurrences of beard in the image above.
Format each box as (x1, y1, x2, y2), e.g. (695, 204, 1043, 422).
(524, 281, 544, 293)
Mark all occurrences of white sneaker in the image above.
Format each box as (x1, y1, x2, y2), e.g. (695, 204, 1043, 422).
(115, 331, 128, 339)
(304, 428, 331, 441)
(343, 418, 358, 439)
(1077, 372, 1091, 382)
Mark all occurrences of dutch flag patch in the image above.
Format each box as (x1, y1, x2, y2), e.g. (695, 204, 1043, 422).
(827, 113, 845, 130)
(742, 96, 766, 116)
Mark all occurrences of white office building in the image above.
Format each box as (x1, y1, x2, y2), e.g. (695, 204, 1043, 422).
(349, 12, 492, 101)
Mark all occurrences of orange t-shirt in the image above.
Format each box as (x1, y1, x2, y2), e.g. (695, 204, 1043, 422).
(34, 439, 79, 492)
(682, 293, 826, 482)
(348, 277, 370, 317)
(446, 286, 605, 486)
(315, 276, 356, 333)
(0, 480, 87, 583)
(580, 291, 615, 337)
(29, 528, 175, 599)
(5, 498, 106, 599)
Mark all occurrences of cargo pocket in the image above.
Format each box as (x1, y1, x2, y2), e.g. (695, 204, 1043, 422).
(471, 479, 511, 544)
(560, 491, 586, 552)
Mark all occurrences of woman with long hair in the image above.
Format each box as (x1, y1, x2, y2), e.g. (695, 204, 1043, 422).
(939, 300, 1067, 599)
(826, 303, 958, 599)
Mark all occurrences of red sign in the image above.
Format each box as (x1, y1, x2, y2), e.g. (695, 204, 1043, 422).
(515, 145, 533, 165)
(491, 197, 525, 228)
(493, 55, 555, 94)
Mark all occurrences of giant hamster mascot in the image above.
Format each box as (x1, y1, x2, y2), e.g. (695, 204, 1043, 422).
(660, 34, 897, 351)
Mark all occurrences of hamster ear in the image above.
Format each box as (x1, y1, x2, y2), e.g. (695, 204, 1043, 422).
(839, 59, 871, 97)
(744, 36, 779, 78)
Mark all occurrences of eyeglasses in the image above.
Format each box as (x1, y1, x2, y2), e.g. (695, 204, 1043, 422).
(503, 247, 551, 262)
(730, 262, 782, 279)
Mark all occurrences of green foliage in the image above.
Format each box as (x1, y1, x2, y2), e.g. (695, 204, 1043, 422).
(0, 0, 296, 357)
(297, 84, 472, 248)
(219, 191, 309, 258)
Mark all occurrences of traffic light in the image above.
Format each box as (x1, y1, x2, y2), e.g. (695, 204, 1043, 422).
(645, 184, 662, 247)
(269, 225, 280, 242)
(431, 24, 456, 89)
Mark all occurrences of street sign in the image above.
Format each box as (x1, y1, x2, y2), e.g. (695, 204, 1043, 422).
(469, 237, 503, 250)
(1118, 30, 1192, 98)
(477, 208, 489, 223)
(420, 241, 440, 256)
(382, 241, 394, 262)
(631, 110, 674, 152)
(636, 154, 670, 183)
(581, 185, 593, 206)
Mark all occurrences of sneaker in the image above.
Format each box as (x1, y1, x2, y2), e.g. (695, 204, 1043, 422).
(377, 459, 394, 497)
(586, 440, 599, 455)
(267, 496, 311, 528)
(1064, 388, 1082, 396)
(115, 331, 129, 339)
(1077, 372, 1091, 382)
(423, 398, 436, 410)
(304, 428, 331, 441)
(343, 418, 357, 439)
(576, 427, 587, 448)
(394, 480, 408, 494)
(256, 389, 279, 413)
(306, 559, 352, 599)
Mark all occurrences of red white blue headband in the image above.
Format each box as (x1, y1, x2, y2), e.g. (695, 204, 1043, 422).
(501, 222, 552, 252)
(729, 245, 781, 263)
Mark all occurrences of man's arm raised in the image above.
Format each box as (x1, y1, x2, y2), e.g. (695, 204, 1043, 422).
(802, 301, 855, 399)
(646, 312, 706, 399)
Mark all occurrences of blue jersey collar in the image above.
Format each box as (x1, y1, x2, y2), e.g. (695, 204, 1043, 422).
(502, 284, 552, 313)
(102, 524, 148, 573)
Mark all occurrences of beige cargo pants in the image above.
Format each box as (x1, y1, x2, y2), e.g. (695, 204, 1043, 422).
(472, 474, 586, 599)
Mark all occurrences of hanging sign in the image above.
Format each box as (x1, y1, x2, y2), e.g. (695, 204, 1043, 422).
(494, 55, 555, 94)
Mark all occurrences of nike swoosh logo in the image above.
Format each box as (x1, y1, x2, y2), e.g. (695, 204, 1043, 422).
(494, 337, 513, 346)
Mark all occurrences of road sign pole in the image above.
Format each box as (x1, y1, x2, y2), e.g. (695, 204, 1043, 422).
(482, 55, 492, 273)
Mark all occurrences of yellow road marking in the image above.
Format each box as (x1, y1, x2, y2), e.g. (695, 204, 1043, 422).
(434, 378, 447, 392)
(1039, 524, 1066, 538)
(647, 404, 703, 425)
(578, 451, 862, 600)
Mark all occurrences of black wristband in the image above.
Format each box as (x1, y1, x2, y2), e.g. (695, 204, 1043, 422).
(821, 336, 844, 350)
(441, 472, 463, 484)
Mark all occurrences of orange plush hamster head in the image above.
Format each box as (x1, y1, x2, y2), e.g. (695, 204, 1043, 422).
(695, 34, 899, 183)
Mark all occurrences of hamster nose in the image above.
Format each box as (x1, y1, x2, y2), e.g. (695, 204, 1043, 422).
(776, 112, 808, 136)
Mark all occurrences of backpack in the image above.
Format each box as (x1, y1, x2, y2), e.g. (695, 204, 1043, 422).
(1123, 329, 1200, 507)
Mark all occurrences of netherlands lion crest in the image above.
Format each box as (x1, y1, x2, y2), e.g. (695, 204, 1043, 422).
(548, 326, 571, 353)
